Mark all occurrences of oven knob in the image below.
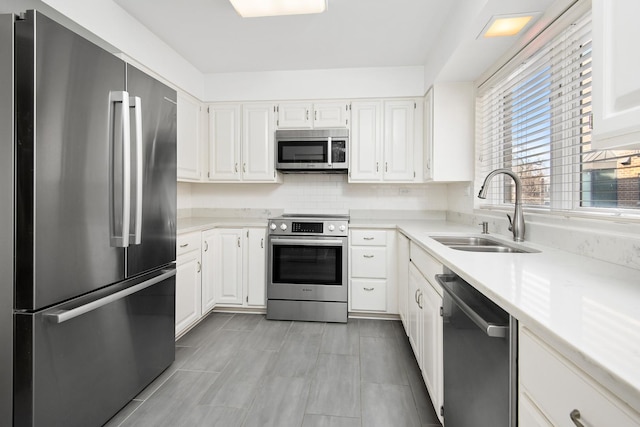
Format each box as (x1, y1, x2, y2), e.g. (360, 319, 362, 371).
(270, 223, 277, 230)
(280, 223, 287, 231)
(339, 225, 346, 231)
(328, 224, 335, 231)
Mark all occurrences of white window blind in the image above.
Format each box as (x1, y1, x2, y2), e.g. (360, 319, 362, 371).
(477, 11, 640, 213)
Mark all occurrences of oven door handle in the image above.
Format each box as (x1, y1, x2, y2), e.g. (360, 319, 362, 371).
(270, 238, 345, 245)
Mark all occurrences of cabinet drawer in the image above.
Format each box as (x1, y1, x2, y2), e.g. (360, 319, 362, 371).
(351, 279, 386, 311)
(351, 247, 387, 278)
(410, 242, 443, 295)
(351, 230, 387, 246)
(177, 232, 201, 256)
(520, 328, 640, 427)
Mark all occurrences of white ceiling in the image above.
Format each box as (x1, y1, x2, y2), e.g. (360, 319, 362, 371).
(114, 0, 559, 78)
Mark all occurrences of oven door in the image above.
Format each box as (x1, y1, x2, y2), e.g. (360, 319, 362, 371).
(267, 235, 348, 302)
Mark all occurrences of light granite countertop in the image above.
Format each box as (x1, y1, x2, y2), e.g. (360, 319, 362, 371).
(178, 215, 640, 412)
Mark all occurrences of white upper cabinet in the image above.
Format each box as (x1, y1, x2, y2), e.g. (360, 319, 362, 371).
(177, 92, 205, 181)
(242, 103, 277, 181)
(349, 100, 383, 181)
(384, 99, 418, 181)
(276, 101, 349, 128)
(424, 83, 474, 182)
(349, 98, 422, 183)
(207, 103, 280, 183)
(592, 0, 640, 149)
(208, 103, 241, 181)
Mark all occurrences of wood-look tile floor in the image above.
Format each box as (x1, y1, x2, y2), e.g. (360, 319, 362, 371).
(104, 313, 442, 427)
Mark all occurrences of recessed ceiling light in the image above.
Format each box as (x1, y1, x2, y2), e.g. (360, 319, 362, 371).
(229, 0, 327, 18)
(481, 14, 538, 38)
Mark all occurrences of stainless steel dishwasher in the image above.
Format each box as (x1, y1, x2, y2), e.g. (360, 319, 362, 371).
(436, 272, 517, 427)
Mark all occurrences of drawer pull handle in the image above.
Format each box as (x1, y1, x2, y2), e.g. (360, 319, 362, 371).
(364, 287, 374, 291)
(570, 410, 584, 427)
(363, 237, 375, 240)
(179, 243, 189, 248)
(204, 241, 208, 252)
(363, 254, 374, 258)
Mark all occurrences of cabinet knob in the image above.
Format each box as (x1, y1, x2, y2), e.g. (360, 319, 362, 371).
(570, 409, 585, 427)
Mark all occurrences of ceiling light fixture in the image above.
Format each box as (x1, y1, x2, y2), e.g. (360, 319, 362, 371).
(229, 0, 327, 18)
(480, 14, 537, 38)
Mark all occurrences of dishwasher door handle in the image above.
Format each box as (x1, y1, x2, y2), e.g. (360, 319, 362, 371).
(436, 274, 508, 338)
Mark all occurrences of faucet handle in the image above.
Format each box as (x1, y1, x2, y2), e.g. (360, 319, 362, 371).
(506, 214, 513, 232)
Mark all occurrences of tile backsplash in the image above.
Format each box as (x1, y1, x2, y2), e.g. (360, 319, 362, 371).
(181, 174, 448, 214)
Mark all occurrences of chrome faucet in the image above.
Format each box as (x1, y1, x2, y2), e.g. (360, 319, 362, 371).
(478, 168, 525, 242)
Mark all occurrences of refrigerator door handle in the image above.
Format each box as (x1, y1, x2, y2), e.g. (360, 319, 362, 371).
(45, 268, 176, 324)
(108, 90, 131, 248)
(129, 96, 143, 245)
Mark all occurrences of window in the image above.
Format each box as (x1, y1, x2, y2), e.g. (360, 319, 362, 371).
(477, 11, 640, 214)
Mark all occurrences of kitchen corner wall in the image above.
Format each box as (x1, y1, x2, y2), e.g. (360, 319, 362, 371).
(178, 175, 448, 215)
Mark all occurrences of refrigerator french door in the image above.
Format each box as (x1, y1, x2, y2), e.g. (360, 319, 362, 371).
(2, 10, 177, 427)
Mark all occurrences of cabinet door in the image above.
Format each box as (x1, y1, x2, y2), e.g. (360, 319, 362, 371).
(242, 103, 276, 182)
(314, 101, 349, 128)
(212, 229, 243, 305)
(408, 263, 423, 363)
(208, 104, 241, 181)
(201, 231, 216, 314)
(245, 228, 266, 307)
(423, 89, 434, 181)
(175, 249, 201, 336)
(349, 100, 382, 182)
(383, 100, 416, 181)
(277, 102, 312, 128)
(592, 0, 640, 149)
(420, 279, 443, 424)
(177, 93, 203, 181)
(397, 233, 410, 329)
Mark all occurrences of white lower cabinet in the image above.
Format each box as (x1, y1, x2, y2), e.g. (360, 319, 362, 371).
(519, 326, 640, 427)
(175, 232, 202, 337)
(420, 273, 443, 422)
(397, 232, 410, 329)
(406, 242, 444, 424)
(210, 227, 266, 308)
(201, 230, 217, 314)
(349, 229, 397, 314)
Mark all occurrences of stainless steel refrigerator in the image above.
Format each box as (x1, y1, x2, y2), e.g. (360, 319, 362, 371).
(1, 10, 177, 427)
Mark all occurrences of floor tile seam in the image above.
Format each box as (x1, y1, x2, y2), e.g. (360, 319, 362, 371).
(113, 399, 144, 427)
(299, 347, 325, 422)
(176, 367, 225, 374)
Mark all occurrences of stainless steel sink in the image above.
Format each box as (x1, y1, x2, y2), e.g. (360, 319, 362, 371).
(430, 235, 539, 253)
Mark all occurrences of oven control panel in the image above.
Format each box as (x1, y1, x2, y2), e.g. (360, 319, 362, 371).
(268, 216, 349, 236)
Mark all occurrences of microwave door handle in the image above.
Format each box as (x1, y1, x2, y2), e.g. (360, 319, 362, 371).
(327, 136, 332, 167)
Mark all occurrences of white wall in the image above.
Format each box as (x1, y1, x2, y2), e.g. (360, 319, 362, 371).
(180, 175, 448, 215)
(19, 0, 206, 98)
(204, 66, 426, 102)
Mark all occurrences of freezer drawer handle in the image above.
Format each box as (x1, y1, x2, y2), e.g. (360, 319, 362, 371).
(45, 269, 176, 324)
(436, 273, 508, 338)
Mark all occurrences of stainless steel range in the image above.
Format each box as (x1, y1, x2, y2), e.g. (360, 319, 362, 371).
(266, 214, 349, 323)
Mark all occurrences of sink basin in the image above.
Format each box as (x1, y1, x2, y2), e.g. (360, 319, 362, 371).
(430, 235, 539, 253)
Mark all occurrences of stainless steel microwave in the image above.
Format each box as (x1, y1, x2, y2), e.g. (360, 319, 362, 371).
(275, 129, 348, 172)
